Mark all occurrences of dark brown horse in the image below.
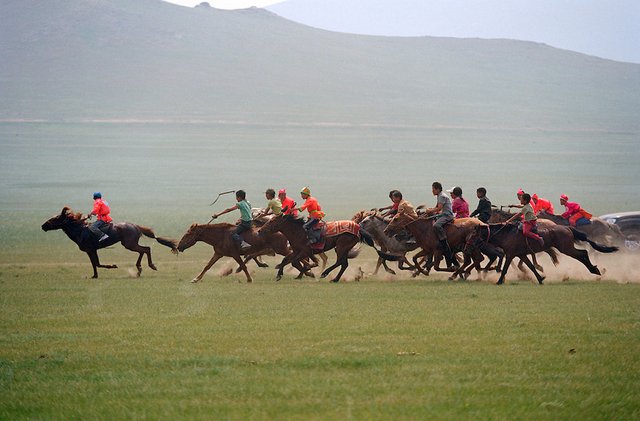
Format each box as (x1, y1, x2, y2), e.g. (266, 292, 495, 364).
(257, 214, 377, 282)
(472, 222, 618, 285)
(41, 206, 178, 278)
(384, 213, 486, 279)
(176, 222, 291, 283)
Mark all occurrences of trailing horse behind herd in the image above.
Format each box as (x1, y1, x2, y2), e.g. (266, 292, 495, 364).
(42, 205, 622, 284)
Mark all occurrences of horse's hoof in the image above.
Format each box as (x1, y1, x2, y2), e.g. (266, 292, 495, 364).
(331, 279, 339, 283)
(448, 276, 455, 281)
(496, 280, 504, 285)
(191, 279, 199, 283)
(149, 265, 157, 271)
(538, 276, 545, 285)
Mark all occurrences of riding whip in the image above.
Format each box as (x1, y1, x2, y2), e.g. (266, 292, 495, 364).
(209, 190, 235, 206)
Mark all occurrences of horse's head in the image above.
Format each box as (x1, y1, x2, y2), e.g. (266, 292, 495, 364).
(351, 210, 374, 224)
(384, 212, 414, 236)
(177, 223, 201, 252)
(464, 223, 490, 252)
(257, 213, 286, 237)
(42, 207, 80, 231)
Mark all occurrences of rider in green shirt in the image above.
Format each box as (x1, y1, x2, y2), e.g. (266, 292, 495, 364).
(212, 190, 252, 250)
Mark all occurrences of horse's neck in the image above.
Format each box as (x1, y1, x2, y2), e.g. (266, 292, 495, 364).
(282, 221, 307, 246)
(62, 222, 86, 245)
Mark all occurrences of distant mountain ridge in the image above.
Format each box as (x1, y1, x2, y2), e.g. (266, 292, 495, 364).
(1, 0, 639, 132)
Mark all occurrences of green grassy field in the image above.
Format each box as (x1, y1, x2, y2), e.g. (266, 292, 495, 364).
(1, 251, 639, 420)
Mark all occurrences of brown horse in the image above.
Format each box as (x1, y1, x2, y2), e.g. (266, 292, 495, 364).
(176, 223, 291, 283)
(257, 214, 377, 282)
(384, 213, 486, 279)
(41, 206, 178, 278)
(472, 222, 618, 285)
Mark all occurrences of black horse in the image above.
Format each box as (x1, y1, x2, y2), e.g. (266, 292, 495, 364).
(42, 207, 177, 278)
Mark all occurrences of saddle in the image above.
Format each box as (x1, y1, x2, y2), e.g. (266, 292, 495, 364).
(307, 221, 327, 249)
(517, 221, 538, 234)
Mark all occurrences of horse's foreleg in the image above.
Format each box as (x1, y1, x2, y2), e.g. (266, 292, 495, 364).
(231, 253, 253, 283)
(319, 252, 328, 271)
(192, 253, 223, 283)
(520, 255, 545, 284)
(531, 253, 543, 272)
(496, 255, 514, 285)
(87, 251, 99, 279)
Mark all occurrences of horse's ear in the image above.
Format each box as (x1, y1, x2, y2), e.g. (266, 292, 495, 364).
(61, 206, 71, 215)
(190, 223, 198, 229)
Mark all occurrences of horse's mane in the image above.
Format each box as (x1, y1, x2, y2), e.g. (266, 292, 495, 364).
(201, 222, 236, 229)
(491, 209, 515, 219)
(62, 207, 87, 225)
(352, 210, 376, 223)
(488, 223, 518, 235)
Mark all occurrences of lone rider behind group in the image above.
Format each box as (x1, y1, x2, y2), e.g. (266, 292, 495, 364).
(470, 187, 492, 223)
(560, 194, 592, 226)
(278, 189, 298, 218)
(211, 189, 252, 250)
(506, 193, 544, 246)
(88, 192, 112, 242)
(424, 182, 458, 269)
(295, 187, 325, 244)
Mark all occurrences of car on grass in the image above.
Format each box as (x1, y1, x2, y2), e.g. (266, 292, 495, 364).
(599, 211, 640, 251)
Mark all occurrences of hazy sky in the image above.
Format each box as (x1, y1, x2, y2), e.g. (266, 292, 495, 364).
(164, 0, 640, 63)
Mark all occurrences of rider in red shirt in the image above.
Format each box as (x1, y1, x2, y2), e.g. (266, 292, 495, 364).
(278, 189, 299, 218)
(88, 192, 112, 242)
(531, 194, 554, 215)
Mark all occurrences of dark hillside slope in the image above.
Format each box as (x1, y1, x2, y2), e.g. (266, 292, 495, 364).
(1, 0, 638, 131)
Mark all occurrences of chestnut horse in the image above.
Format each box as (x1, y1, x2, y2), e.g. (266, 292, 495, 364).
(472, 222, 618, 285)
(384, 213, 486, 279)
(41, 206, 178, 278)
(176, 223, 291, 283)
(257, 214, 377, 282)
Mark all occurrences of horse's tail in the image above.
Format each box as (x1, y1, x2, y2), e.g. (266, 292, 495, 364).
(347, 243, 361, 259)
(570, 227, 619, 253)
(137, 225, 179, 254)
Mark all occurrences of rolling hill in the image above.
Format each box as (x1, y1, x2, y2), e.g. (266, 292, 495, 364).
(1, 0, 639, 131)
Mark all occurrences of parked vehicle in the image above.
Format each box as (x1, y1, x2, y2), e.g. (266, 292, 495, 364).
(599, 211, 640, 251)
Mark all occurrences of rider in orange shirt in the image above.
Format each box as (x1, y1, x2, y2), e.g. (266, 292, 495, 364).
(296, 187, 325, 244)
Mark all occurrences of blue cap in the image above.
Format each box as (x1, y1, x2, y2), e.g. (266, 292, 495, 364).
(93, 192, 102, 199)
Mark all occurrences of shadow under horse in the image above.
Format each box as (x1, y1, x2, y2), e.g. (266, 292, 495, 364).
(42, 206, 178, 278)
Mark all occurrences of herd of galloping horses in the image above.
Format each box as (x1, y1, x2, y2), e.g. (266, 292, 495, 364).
(42, 204, 624, 285)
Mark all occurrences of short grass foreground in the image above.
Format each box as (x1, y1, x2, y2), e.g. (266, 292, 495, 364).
(1, 265, 639, 419)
